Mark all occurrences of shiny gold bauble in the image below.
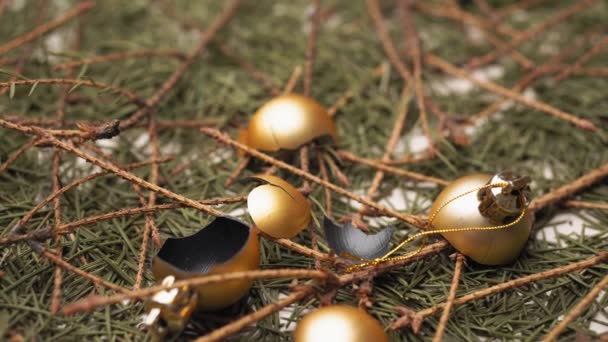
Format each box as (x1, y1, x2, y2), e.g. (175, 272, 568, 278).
(247, 174, 311, 238)
(429, 174, 533, 265)
(239, 93, 337, 151)
(294, 305, 389, 342)
(152, 217, 260, 311)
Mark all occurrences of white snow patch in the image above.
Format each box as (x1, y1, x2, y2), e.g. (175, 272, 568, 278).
(394, 127, 430, 156)
(466, 26, 486, 45)
(431, 65, 505, 95)
(589, 290, 608, 334)
(96, 138, 119, 153)
(535, 213, 600, 246)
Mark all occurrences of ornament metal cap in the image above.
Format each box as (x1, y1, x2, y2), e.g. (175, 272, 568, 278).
(151, 216, 260, 312)
(477, 171, 531, 224)
(243, 93, 337, 151)
(247, 174, 311, 238)
(141, 275, 198, 340)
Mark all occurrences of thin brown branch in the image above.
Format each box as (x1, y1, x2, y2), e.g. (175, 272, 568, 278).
(194, 285, 314, 342)
(472, 0, 498, 23)
(432, 254, 464, 342)
(393, 252, 608, 331)
(0, 137, 40, 174)
(471, 33, 584, 122)
(202, 128, 428, 228)
(530, 163, 608, 212)
(0, 79, 144, 106)
(565, 201, 608, 211)
(324, 154, 349, 186)
(366, 0, 413, 83)
(554, 35, 608, 83)
(327, 89, 353, 117)
(56, 196, 246, 235)
(542, 273, 608, 341)
(119, 0, 242, 130)
(225, 156, 250, 187)
(318, 153, 332, 218)
(215, 42, 280, 95)
(353, 86, 412, 227)
(42, 248, 127, 293)
(425, 53, 598, 131)
(50, 150, 63, 314)
(467, 0, 597, 69)
(0, 1, 94, 55)
(146, 119, 162, 247)
(0, 157, 173, 246)
(303, 0, 320, 97)
(337, 150, 449, 186)
(496, 0, 548, 18)
(63, 269, 326, 315)
(53, 49, 186, 70)
(399, 1, 435, 155)
(415, 2, 522, 39)
(283, 65, 303, 93)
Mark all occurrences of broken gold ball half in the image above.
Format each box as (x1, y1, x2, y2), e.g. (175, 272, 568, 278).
(247, 174, 311, 238)
(151, 216, 260, 312)
(239, 93, 338, 152)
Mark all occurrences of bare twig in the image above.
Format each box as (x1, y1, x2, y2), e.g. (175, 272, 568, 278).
(425, 53, 598, 131)
(63, 270, 325, 315)
(120, 0, 242, 130)
(337, 150, 449, 186)
(194, 285, 315, 342)
(393, 253, 608, 332)
(53, 49, 186, 70)
(432, 254, 464, 342)
(467, 0, 597, 69)
(0, 1, 94, 55)
(0, 79, 144, 106)
(542, 273, 608, 341)
(565, 201, 608, 211)
(399, 1, 434, 156)
(554, 36, 608, 83)
(366, 0, 413, 83)
(0, 137, 40, 174)
(530, 163, 608, 212)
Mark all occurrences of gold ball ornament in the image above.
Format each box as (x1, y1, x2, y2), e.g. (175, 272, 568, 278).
(429, 173, 533, 265)
(247, 174, 311, 238)
(239, 93, 337, 151)
(294, 305, 389, 342)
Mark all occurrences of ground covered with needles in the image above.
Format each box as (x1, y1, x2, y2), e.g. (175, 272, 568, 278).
(0, 0, 607, 341)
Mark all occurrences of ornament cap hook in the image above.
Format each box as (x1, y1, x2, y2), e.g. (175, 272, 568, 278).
(141, 276, 198, 340)
(478, 171, 531, 224)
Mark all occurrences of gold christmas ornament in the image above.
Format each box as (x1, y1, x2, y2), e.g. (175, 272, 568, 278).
(294, 305, 389, 342)
(239, 93, 337, 151)
(429, 172, 533, 265)
(149, 216, 259, 316)
(247, 174, 311, 238)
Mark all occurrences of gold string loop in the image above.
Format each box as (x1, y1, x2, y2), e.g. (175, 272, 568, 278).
(345, 182, 527, 272)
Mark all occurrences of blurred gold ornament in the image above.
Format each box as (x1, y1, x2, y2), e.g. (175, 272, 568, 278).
(429, 172, 533, 265)
(239, 93, 337, 151)
(294, 305, 389, 342)
(150, 216, 260, 312)
(247, 174, 311, 238)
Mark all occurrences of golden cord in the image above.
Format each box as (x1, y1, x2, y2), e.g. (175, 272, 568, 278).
(345, 182, 527, 272)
